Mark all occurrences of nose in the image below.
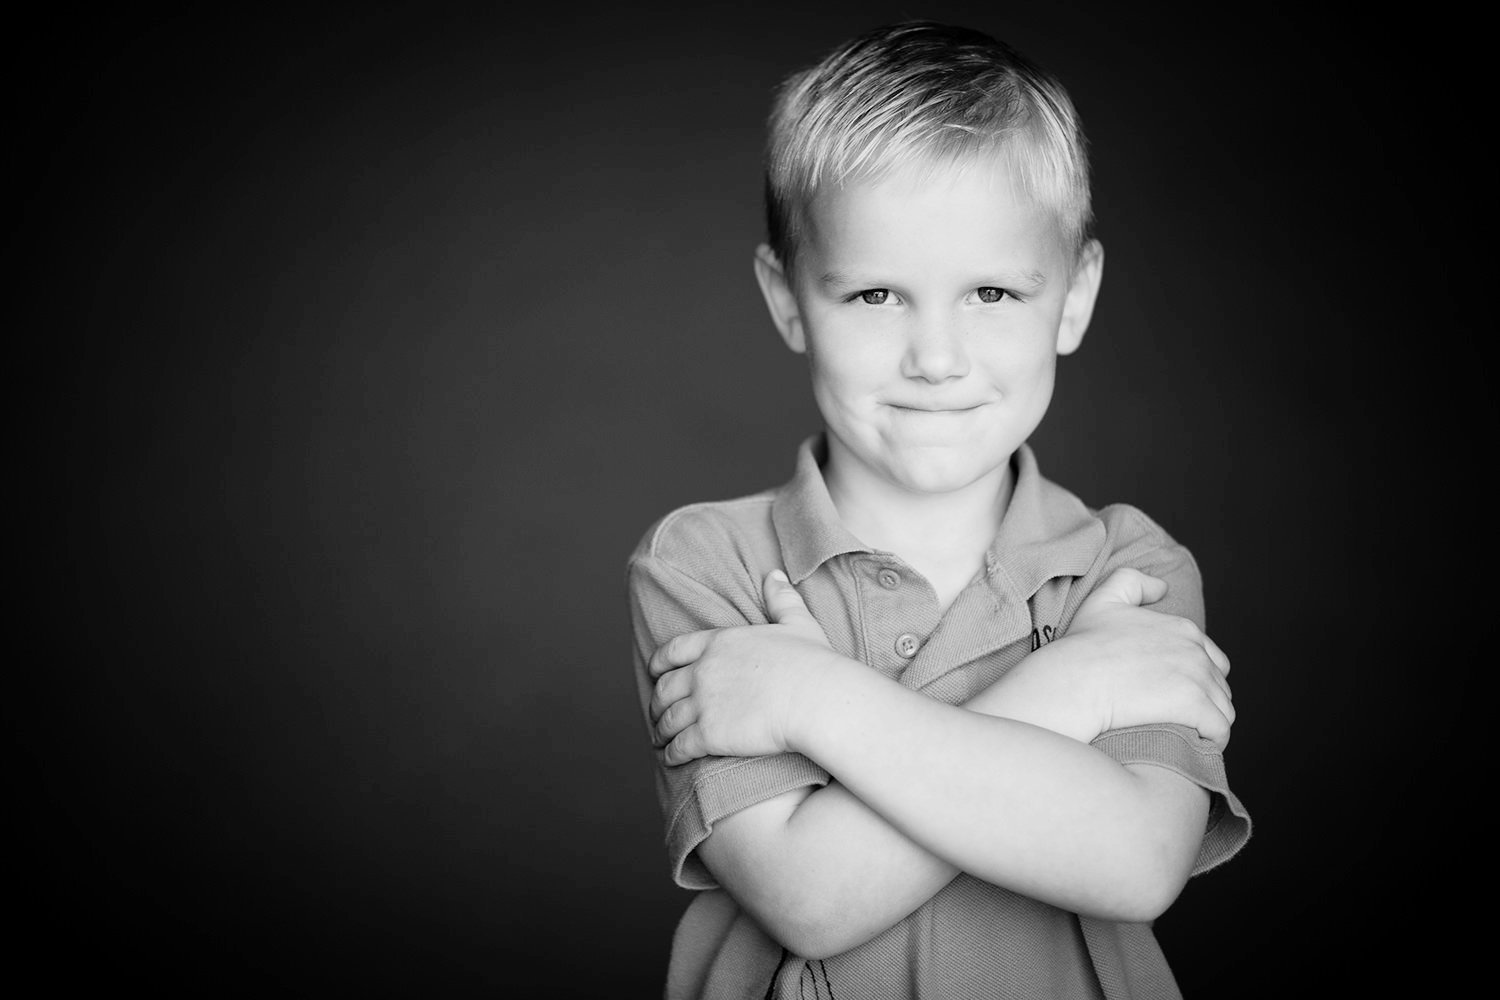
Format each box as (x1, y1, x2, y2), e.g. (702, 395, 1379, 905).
(901, 310, 969, 383)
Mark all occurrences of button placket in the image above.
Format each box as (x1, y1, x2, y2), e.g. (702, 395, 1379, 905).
(855, 556, 936, 675)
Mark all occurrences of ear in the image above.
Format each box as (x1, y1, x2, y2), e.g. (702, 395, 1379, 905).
(753, 244, 806, 354)
(1056, 239, 1104, 356)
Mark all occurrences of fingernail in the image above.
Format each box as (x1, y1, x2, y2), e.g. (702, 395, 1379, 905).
(770, 569, 788, 583)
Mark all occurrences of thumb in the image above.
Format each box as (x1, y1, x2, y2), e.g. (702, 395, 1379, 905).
(1088, 566, 1168, 609)
(763, 570, 819, 630)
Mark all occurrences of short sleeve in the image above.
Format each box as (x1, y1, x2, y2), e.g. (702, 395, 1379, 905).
(628, 548, 831, 891)
(1096, 507, 1207, 630)
(1091, 724, 1251, 875)
(1082, 505, 1253, 874)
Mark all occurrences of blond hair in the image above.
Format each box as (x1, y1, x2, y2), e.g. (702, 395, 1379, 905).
(764, 21, 1093, 270)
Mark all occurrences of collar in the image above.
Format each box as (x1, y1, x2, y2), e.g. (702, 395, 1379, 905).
(771, 435, 872, 584)
(771, 435, 1104, 597)
(983, 442, 1103, 601)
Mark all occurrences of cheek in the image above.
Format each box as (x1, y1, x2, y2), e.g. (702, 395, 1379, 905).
(1025, 345, 1059, 379)
(1019, 354, 1058, 397)
(985, 339, 1056, 389)
(807, 337, 880, 394)
(1015, 357, 1059, 416)
(808, 362, 862, 417)
(804, 349, 850, 411)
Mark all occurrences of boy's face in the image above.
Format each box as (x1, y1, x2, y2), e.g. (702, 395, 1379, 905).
(755, 159, 1102, 502)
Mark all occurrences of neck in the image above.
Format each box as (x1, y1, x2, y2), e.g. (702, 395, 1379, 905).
(822, 447, 1015, 604)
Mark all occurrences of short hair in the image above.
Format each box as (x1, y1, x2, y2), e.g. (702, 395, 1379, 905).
(764, 21, 1093, 271)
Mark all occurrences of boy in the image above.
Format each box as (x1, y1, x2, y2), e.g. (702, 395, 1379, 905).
(628, 21, 1250, 999)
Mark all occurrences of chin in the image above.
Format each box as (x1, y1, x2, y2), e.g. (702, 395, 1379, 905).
(889, 459, 993, 496)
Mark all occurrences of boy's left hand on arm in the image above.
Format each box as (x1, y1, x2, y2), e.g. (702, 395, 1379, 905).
(649, 571, 846, 766)
(969, 566, 1234, 747)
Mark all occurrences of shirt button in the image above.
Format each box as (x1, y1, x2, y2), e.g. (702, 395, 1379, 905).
(877, 568, 901, 590)
(894, 633, 921, 658)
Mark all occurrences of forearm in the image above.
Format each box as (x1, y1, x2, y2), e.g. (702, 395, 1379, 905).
(699, 778, 958, 959)
(788, 653, 1206, 920)
(702, 660, 1205, 957)
(696, 673, 1061, 958)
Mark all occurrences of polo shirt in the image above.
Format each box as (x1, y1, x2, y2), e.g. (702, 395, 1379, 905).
(627, 436, 1252, 1000)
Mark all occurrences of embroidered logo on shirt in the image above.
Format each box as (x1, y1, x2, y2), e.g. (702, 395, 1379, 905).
(1030, 624, 1057, 650)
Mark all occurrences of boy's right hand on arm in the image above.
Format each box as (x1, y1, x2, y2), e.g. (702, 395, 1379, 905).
(974, 567, 1235, 746)
(648, 571, 848, 766)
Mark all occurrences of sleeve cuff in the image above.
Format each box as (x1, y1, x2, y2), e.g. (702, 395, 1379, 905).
(1090, 723, 1253, 875)
(666, 753, 831, 890)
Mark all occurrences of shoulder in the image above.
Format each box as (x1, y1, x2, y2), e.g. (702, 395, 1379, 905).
(1090, 502, 1194, 562)
(625, 490, 786, 616)
(1089, 501, 1205, 623)
(630, 489, 780, 567)
(1023, 460, 1195, 578)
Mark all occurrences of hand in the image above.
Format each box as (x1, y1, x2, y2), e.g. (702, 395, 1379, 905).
(648, 570, 839, 766)
(983, 567, 1234, 746)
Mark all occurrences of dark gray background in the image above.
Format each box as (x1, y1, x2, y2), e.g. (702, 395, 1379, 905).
(27, 3, 1478, 995)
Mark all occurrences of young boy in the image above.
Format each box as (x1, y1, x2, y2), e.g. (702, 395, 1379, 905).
(628, 21, 1250, 999)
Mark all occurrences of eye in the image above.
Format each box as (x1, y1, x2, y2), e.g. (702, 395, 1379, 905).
(856, 289, 891, 305)
(976, 287, 1010, 304)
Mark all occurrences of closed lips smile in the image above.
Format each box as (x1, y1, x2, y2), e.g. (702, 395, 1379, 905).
(890, 403, 984, 413)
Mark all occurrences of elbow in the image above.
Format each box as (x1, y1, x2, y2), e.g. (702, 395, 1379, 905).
(758, 901, 868, 961)
(1141, 853, 1195, 920)
(1105, 873, 1187, 924)
(750, 889, 891, 960)
(1081, 772, 1206, 923)
(1072, 873, 1186, 924)
(774, 931, 845, 963)
(1086, 842, 1195, 924)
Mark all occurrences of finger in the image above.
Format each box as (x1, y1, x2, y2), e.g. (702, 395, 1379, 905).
(649, 667, 690, 725)
(663, 724, 706, 767)
(763, 569, 816, 627)
(1195, 702, 1232, 749)
(1193, 640, 1233, 703)
(1091, 567, 1168, 608)
(1202, 633, 1231, 677)
(649, 630, 711, 678)
(1203, 678, 1235, 732)
(1205, 665, 1233, 709)
(655, 697, 697, 748)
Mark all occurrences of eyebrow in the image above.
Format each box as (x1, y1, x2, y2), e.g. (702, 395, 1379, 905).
(818, 267, 1049, 291)
(995, 268, 1048, 291)
(816, 269, 861, 291)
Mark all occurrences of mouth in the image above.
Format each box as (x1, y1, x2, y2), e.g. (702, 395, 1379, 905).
(888, 403, 987, 414)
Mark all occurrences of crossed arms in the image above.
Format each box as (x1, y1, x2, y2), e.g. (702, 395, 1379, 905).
(635, 563, 1234, 960)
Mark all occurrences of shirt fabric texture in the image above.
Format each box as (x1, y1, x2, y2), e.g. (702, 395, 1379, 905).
(627, 436, 1252, 1000)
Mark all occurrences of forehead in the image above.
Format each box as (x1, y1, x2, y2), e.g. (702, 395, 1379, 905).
(800, 158, 1069, 278)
